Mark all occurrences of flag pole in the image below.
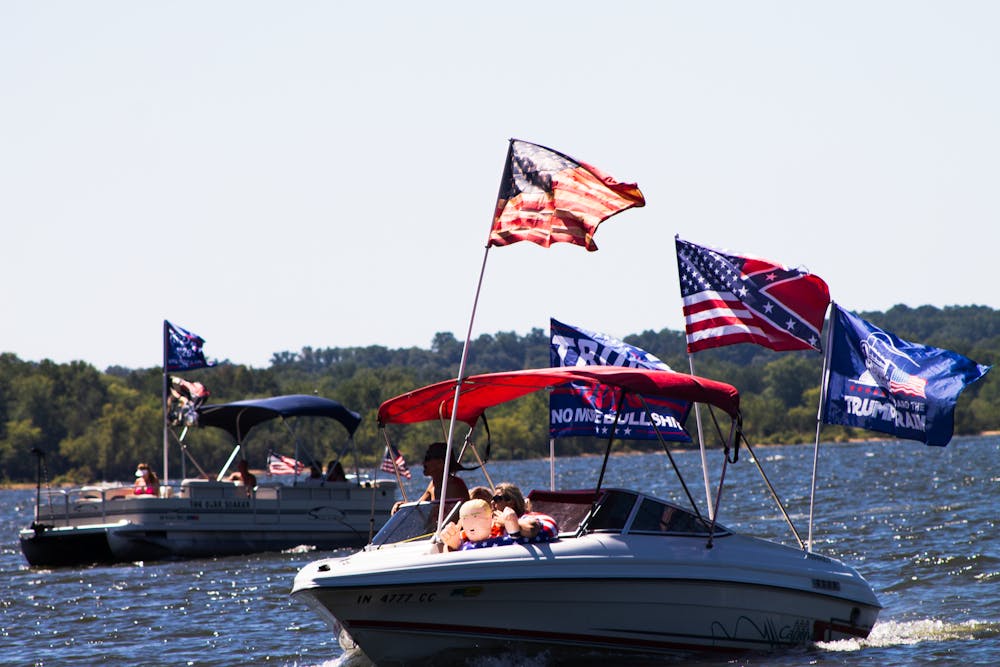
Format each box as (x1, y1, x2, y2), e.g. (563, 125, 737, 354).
(435, 242, 492, 538)
(687, 353, 714, 519)
(549, 437, 555, 491)
(380, 436, 409, 503)
(434, 139, 516, 538)
(162, 320, 170, 486)
(807, 301, 836, 552)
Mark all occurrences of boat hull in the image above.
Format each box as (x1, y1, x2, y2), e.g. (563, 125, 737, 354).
(20, 479, 396, 566)
(292, 533, 881, 665)
(18, 522, 120, 567)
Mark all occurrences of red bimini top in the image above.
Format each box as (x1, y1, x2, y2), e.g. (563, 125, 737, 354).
(377, 366, 740, 427)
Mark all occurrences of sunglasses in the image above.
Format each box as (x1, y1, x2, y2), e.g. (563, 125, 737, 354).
(491, 494, 510, 504)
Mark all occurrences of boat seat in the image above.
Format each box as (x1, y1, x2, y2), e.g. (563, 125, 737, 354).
(526, 489, 600, 535)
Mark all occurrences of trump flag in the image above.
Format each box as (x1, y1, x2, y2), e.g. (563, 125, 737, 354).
(550, 319, 691, 441)
(490, 139, 645, 252)
(822, 304, 991, 446)
(165, 320, 212, 372)
(675, 237, 830, 353)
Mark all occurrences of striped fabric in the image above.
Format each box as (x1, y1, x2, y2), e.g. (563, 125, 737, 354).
(676, 237, 830, 353)
(489, 140, 645, 252)
(267, 453, 304, 476)
(522, 512, 559, 542)
(380, 444, 412, 479)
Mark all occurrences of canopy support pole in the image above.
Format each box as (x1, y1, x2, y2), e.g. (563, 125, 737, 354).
(217, 444, 242, 482)
(638, 395, 707, 523)
(549, 437, 555, 491)
(743, 435, 805, 549)
(436, 244, 492, 538)
(170, 426, 209, 479)
(688, 354, 714, 519)
(462, 431, 496, 491)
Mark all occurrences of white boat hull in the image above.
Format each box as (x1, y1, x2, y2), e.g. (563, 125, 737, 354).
(292, 531, 880, 664)
(20, 479, 396, 566)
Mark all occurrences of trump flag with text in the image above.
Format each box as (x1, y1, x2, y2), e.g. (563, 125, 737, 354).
(550, 319, 691, 441)
(822, 304, 990, 446)
(490, 140, 645, 252)
(165, 320, 212, 372)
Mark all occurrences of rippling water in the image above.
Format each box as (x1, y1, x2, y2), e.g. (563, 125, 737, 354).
(3, 437, 997, 666)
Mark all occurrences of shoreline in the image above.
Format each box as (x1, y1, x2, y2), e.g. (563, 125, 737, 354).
(4, 432, 997, 491)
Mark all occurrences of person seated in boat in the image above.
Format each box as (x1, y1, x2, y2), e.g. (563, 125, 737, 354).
(133, 463, 160, 496)
(309, 464, 323, 480)
(235, 459, 256, 497)
(468, 485, 493, 503)
(490, 482, 558, 543)
(440, 488, 560, 551)
(392, 442, 470, 514)
(440, 499, 516, 551)
(325, 460, 346, 482)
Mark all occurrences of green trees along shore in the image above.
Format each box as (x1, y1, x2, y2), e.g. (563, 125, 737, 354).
(2, 304, 996, 485)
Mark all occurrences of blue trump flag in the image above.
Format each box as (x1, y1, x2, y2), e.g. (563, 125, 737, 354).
(549, 318, 691, 441)
(165, 320, 212, 372)
(822, 304, 990, 446)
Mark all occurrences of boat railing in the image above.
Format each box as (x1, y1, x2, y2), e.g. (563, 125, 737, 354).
(33, 485, 133, 526)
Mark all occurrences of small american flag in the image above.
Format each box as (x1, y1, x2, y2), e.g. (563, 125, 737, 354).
(380, 444, 411, 479)
(888, 368, 928, 398)
(267, 453, 304, 476)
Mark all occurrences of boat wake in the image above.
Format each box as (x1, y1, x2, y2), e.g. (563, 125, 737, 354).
(817, 618, 1000, 651)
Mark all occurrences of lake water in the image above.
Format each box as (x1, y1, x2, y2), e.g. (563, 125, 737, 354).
(2, 436, 998, 666)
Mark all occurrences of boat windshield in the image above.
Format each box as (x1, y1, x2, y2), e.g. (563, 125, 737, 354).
(556, 489, 729, 537)
(369, 500, 462, 548)
(583, 490, 639, 533)
(628, 497, 729, 536)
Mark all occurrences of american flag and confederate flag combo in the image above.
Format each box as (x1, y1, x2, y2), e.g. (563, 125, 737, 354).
(675, 237, 831, 354)
(489, 139, 646, 252)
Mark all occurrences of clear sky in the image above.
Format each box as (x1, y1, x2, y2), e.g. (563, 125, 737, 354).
(3, 2, 998, 371)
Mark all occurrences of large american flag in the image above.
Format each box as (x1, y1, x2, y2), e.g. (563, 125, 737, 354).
(675, 237, 830, 353)
(380, 444, 411, 479)
(489, 139, 645, 252)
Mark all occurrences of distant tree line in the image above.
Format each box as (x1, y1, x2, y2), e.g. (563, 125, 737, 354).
(1, 305, 996, 485)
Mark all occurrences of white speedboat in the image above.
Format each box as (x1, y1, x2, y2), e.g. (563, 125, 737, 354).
(20, 394, 397, 566)
(291, 367, 880, 664)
